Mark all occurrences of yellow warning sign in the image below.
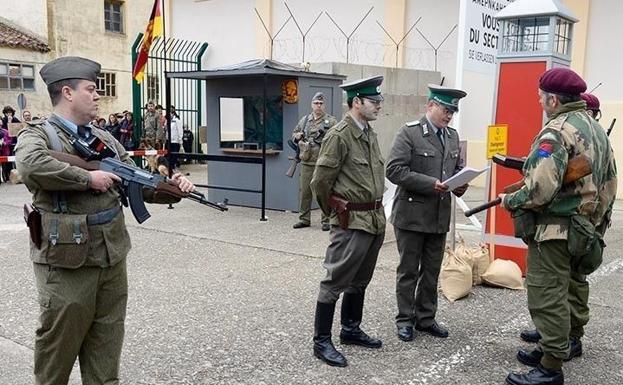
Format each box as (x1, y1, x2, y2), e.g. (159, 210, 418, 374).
(487, 124, 508, 159)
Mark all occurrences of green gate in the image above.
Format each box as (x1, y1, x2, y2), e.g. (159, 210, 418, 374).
(131, 34, 208, 152)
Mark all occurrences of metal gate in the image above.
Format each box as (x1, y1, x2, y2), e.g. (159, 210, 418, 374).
(131, 34, 208, 152)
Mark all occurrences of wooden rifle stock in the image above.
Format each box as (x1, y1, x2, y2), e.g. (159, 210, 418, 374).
(465, 153, 592, 217)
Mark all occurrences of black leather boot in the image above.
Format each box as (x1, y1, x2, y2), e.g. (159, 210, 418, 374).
(520, 329, 542, 343)
(517, 347, 543, 367)
(565, 338, 582, 361)
(339, 292, 382, 348)
(313, 301, 347, 367)
(506, 365, 563, 385)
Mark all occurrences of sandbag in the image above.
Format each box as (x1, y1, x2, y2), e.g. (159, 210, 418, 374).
(470, 244, 491, 285)
(481, 259, 524, 290)
(440, 248, 473, 302)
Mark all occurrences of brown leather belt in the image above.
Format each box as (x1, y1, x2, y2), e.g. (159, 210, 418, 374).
(347, 199, 383, 211)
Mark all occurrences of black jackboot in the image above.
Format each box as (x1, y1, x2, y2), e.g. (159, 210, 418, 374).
(339, 292, 382, 348)
(313, 301, 347, 367)
(506, 365, 563, 385)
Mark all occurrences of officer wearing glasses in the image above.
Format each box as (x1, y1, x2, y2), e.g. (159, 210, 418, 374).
(386, 84, 468, 343)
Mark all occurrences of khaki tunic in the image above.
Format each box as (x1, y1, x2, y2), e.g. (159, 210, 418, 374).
(292, 112, 337, 165)
(311, 114, 386, 235)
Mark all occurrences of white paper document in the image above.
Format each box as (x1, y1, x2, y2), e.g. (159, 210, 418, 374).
(442, 166, 489, 190)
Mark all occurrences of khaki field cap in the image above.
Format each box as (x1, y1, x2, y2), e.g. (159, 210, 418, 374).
(312, 92, 325, 102)
(40, 56, 101, 85)
(428, 84, 467, 112)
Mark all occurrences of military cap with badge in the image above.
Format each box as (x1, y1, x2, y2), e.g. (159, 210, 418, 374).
(428, 84, 467, 112)
(340, 75, 384, 101)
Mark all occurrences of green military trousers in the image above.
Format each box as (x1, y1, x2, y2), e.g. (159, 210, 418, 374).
(526, 239, 590, 370)
(33, 259, 128, 385)
(394, 227, 446, 328)
(299, 163, 328, 225)
(317, 227, 385, 303)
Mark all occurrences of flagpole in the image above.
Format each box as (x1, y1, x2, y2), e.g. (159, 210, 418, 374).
(160, 0, 173, 177)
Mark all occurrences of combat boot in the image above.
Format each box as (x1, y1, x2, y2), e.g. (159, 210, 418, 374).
(506, 365, 563, 385)
(520, 329, 542, 343)
(313, 301, 347, 367)
(517, 339, 582, 367)
(339, 292, 382, 348)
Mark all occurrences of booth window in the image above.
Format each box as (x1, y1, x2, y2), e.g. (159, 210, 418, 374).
(219, 96, 283, 150)
(501, 17, 550, 54)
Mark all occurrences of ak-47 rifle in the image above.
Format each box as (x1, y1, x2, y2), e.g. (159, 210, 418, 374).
(465, 153, 592, 217)
(285, 139, 301, 178)
(50, 151, 227, 224)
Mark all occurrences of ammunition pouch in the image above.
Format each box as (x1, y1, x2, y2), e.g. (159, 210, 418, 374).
(24, 204, 42, 249)
(298, 140, 312, 162)
(39, 211, 90, 268)
(511, 209, 536, 243)
(568, 214, 604, 275)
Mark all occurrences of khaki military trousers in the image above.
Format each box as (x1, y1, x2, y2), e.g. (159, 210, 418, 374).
(33, 260, 128, 385)
(394, 227, 446, 328)
(526, 239, 589, 369)
(317, 227, 385, 303)
(298, 163, 328, 225)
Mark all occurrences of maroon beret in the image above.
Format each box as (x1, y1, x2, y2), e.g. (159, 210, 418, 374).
(539, 68, 586, 95)
(580, 93, 600, 111)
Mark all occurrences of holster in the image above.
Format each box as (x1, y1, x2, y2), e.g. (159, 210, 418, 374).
(329, 195, 349, 229)
(23, 203, 42, 249)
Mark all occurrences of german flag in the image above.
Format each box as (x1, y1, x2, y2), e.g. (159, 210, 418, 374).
(133, 0, 163, 84)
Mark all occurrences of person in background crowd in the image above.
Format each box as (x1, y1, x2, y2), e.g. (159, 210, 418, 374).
(580, 93, 601, 121)
(119, 111, 134, 150)
(105, 113, 122, 141)
(0, 122, 10, 183)
(97, 117, 107, 130)
(168, 111, 183, 170)
(2, 105, 20, 127)
(155, 104, 167, 145)
(22, 110, 32, 122)
(2, 106, 20, 179)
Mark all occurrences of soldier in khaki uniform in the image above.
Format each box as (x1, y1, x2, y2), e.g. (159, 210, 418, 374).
(310, 76, 385, 367)
(292, 92, 338, 231)
(386, 85, 468, 343)
(142, 100, 161, 148)
(15, 56, 195, 385)
(501, 68, 617, 385)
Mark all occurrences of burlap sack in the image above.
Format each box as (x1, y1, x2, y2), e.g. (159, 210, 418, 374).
(481, 259, 524, 290)
(470, 244, 491, 285)
(440, 248, 473, 302)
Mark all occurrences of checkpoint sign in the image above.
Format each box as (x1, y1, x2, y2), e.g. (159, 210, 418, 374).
(486, 124, 508, 159)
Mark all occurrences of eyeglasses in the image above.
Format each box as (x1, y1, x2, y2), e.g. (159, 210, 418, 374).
(433, 102, 454, 116)
(361, 97, 382, 106)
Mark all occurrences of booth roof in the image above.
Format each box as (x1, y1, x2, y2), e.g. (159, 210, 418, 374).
(165, 59, 346, 81)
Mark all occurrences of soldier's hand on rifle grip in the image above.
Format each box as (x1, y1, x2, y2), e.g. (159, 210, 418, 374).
(434, 179, 449, 193)
(453, 183, 469, 197)
(497, 193, 507, 209)
(89, 170, 121, 192)
(170, 172, 195, 193)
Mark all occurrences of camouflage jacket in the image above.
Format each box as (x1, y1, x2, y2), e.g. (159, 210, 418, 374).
(311, 113, 385, 235)
(504, 101, 618, 242)
(292, 112, 338, 165)
(143, 111, 162, 141)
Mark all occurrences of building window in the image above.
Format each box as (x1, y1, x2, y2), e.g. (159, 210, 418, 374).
(0, 62, 35, 90)
(147, 75, 160, 102)
(104, 0, 124, 33)
(97, 72, 117, 97)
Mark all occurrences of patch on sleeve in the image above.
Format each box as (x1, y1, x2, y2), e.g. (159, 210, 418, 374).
(537, 141, 554, 158)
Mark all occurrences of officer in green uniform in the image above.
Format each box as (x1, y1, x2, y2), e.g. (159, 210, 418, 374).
(386, 85, 468, 342)
(519, 91, 603, 345)
(310, 76, 386, 367)
(292, 92, 338, 231)
(500, 68, 617, 385)
(15, 56, 195, 385)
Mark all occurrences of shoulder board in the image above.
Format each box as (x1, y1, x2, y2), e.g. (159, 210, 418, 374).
(333, 121, 348, 132)
(406, 120, 420, 127)
(545, 114, 569, 132)
(26, 119, 45, 127)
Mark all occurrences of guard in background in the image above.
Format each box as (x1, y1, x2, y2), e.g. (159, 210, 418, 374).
(500, 68, 617, 385)
(310, 76, 385, 367)
(292, 92, 338, 231)
(15, 56, 195, 385)
(386, 85, 468, 343)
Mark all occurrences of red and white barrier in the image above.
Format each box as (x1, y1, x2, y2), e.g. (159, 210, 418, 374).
(0, 149, 168, 164)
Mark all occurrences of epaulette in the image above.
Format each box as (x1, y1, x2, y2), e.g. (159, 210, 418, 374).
(406, 120, 420, 127)
(545, 114, 569, 132)
(333, 121, 348, 132)
(26, 119, 45, 127)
